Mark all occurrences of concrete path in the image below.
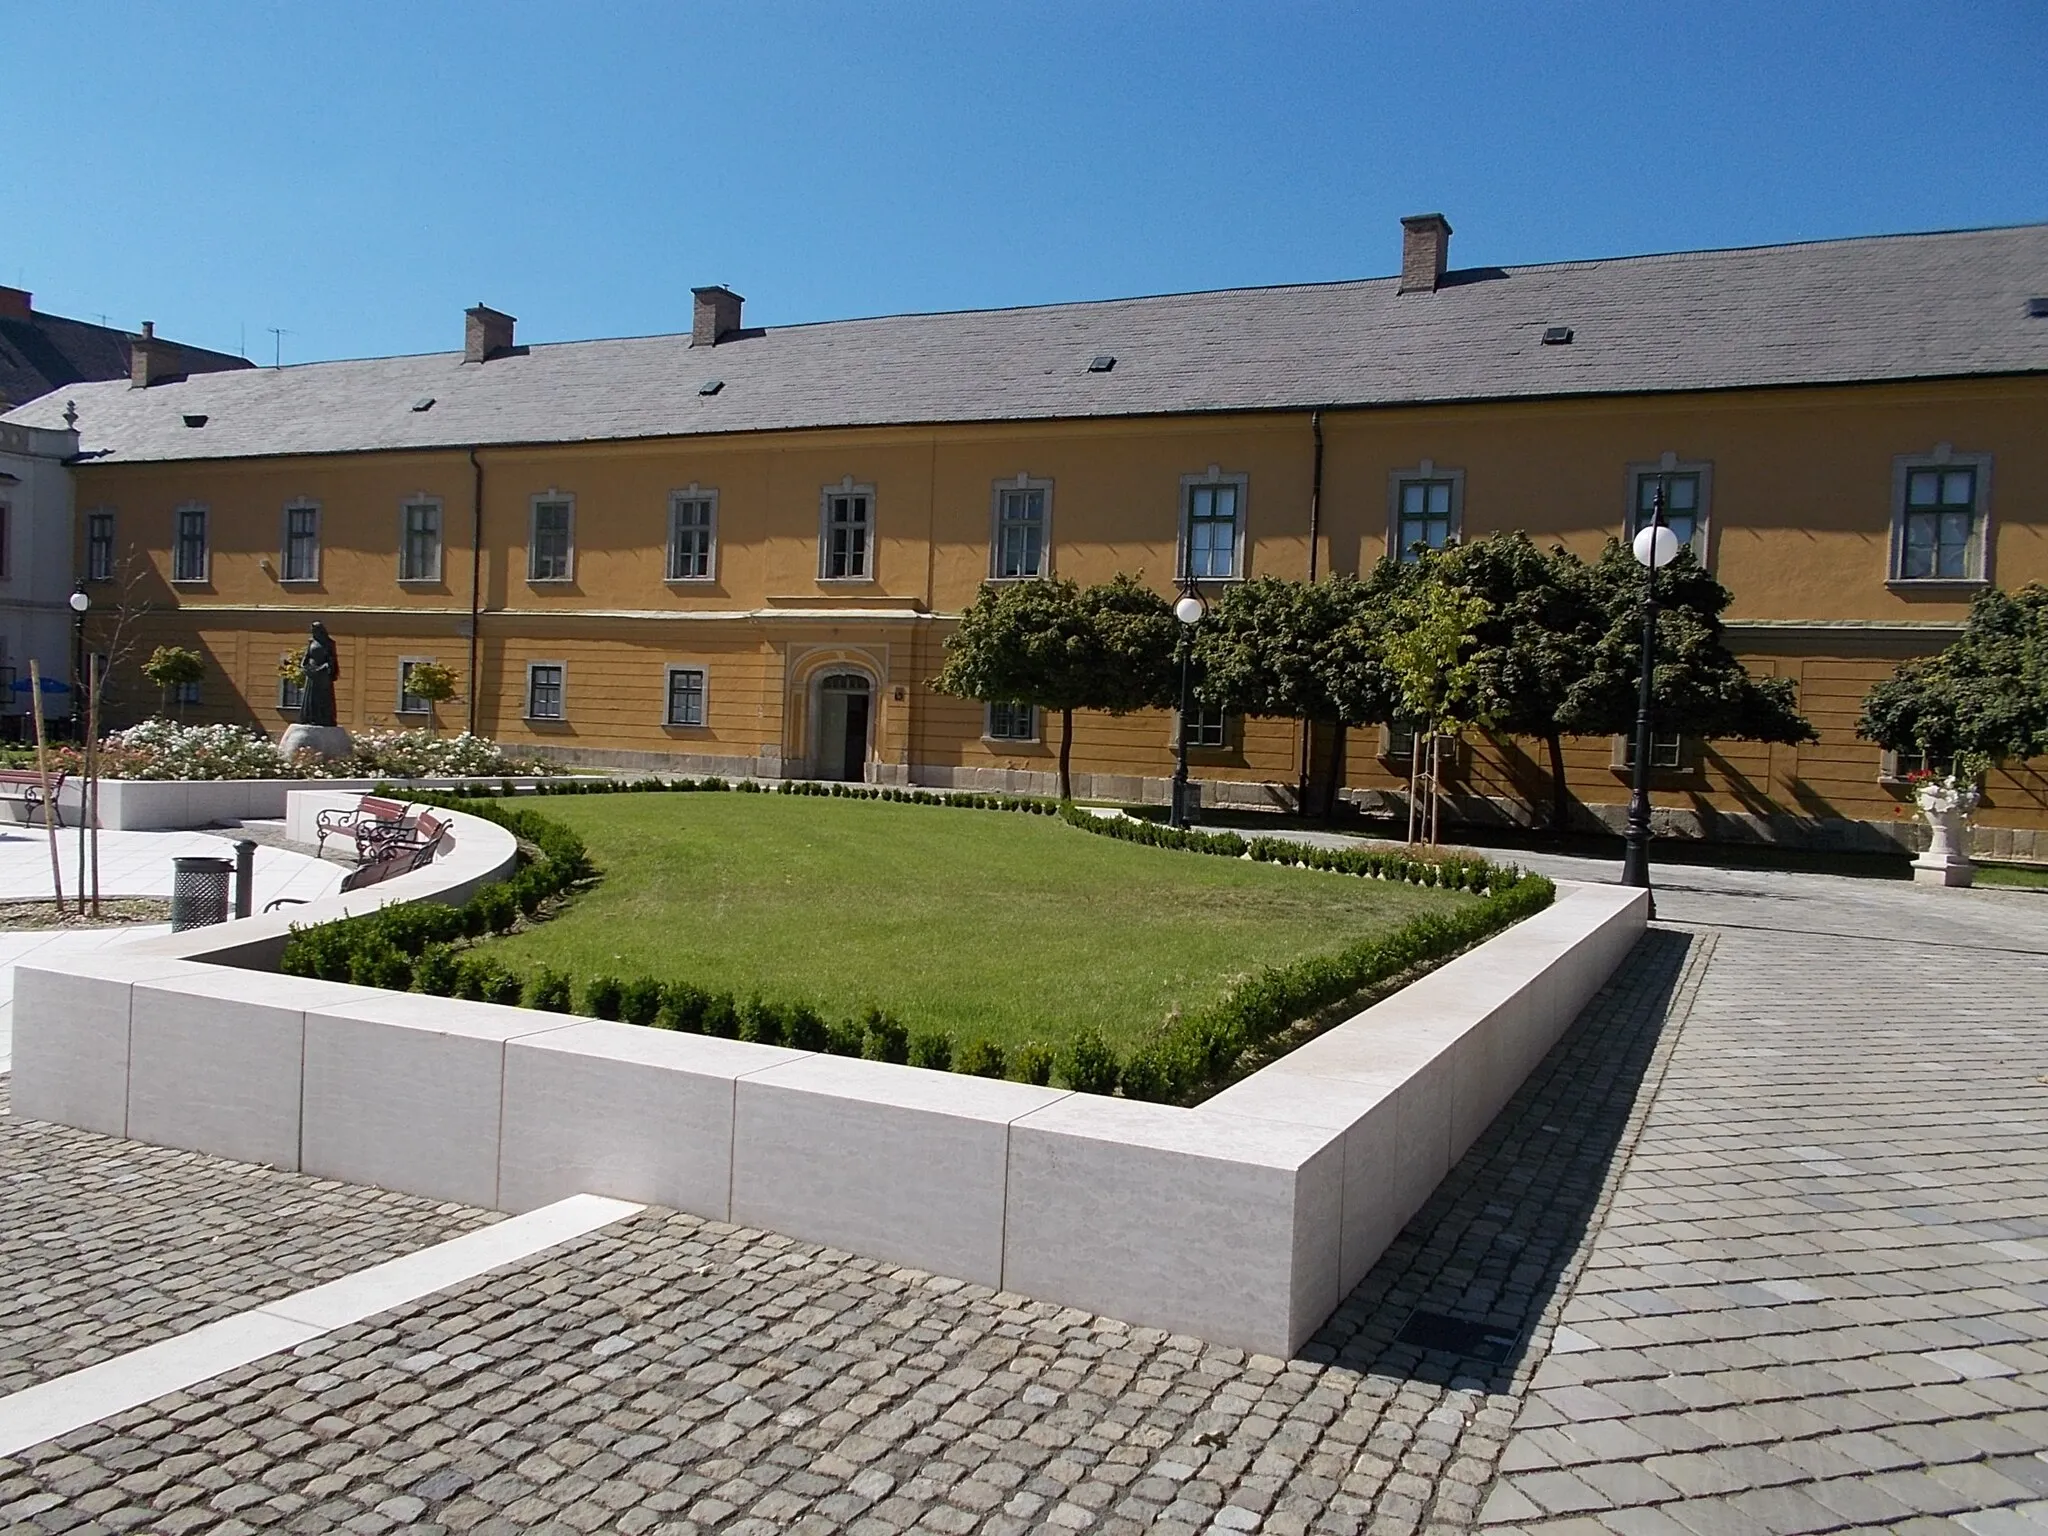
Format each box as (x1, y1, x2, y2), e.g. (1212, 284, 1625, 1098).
(0, 822, 342, 1073)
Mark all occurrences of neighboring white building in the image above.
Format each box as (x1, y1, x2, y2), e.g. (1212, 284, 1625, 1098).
(0, 417, 82, 734)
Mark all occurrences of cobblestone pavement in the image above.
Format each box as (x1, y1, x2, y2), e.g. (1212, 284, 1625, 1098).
(3, 859, 2045, 1535)
(1480, 910, 2048, 1535)
(0, 929, 1702, 1535)
(0, 1079, 491, 1398)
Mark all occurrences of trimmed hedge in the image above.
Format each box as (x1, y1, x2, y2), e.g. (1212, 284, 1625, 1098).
(277, 784, 1552, 1101)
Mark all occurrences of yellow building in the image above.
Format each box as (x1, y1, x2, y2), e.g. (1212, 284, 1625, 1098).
(8, 217, 2048, 854)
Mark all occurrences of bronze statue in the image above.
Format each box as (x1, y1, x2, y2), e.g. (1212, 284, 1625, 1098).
(301, 622, 339, 728)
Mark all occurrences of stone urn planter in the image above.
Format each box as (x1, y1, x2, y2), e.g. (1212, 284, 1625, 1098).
(1910, 774, 1978, 887)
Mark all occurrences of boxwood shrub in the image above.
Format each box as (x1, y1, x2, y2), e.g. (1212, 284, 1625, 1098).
(278, 784, 1552, 1102)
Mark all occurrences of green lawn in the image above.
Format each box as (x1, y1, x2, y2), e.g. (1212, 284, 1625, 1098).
(1977, 862, 2048, 889)
(479, 795, 1472, 1049)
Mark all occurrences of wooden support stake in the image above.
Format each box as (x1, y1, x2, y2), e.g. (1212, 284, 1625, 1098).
(28, 660, 63, 913)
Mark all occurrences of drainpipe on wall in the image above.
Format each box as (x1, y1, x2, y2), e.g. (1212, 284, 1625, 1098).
(467, 447, 484, 735)
(1299, 409, 1327, 812)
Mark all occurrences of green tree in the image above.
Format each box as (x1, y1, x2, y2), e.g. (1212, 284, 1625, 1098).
(141, 645, 205, 719)
(934, 578, 1094, 798)
(1378, 558, 1491, 845)
(1194, 572, 1397, 816)
(1566, 541, 1816, 752)
(1858, 583, 2048, 776)
(1438, 534, 1610, 832)
(402, 660, 459, 730)
(934, 575, 1175, 799)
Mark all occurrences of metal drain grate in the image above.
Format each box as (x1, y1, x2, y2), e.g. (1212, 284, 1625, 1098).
(1395, 1310, 1520, 1363)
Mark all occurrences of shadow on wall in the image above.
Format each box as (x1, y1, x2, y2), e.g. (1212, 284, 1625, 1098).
(1300, 927, 1696, 1388)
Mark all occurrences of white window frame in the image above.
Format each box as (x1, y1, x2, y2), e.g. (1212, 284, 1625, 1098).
(1611, 733, 1686, 772)
(984, 700, 1039, 742)
(525, 660, 567, 721)
(397, 657, 435, 716)
(172, 502, 210, 584)
(989, 473, 1053, 580)
(281, 499, 322, 584)
(529, 492, 576, 584)
(86, 510, 115, 583)
(1181, 705, 1229, 751)
(819, 477, 876, 582)
(1177, 467, 1249, 582)
(1626, 454, 1713, 563)
(1889, 444, 1993, 587)
(667, 484, 719, 583)
(398, 497, 444, 584)
(1387, 461, 1465, 564)
(663, 664, 709, 728)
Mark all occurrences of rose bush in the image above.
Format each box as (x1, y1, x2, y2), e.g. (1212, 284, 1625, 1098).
(53, 721, 555, 781)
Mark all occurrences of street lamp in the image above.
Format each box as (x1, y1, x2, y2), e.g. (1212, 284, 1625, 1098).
(1169, 578, 1207, 830)
(68, 585, 90, 740)
(1620, 489, 1679, 912)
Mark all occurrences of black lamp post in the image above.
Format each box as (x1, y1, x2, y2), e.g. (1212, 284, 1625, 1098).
(68, 584, 91, 741)
(1620, 488, 1677, 910)
(1169, 577, 1207, 829)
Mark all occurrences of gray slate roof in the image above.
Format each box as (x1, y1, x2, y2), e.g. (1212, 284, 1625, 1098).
(0, 308, 249, 415)
(7, 224, 2045, 465)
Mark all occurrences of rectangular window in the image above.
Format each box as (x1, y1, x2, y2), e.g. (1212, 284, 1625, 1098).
(1184, 706, 1228, 749)
(400, 501, 443, 582)
(174, 506, 209, 583)
(1383, 722, 1417, 759)
(665, 666, 707, 727)
(398, 659, 432, 715)
(668, 494, 716, 580)
(279, 671, 304, 712)
(1621, 733, 1684, 770)
(986, 700, 1037, 741)
(530, 498, 574, 582)
(1631, 471, 1703, 554)
(175, 679, 202, 707)
(1899, 465, 1979, 581)
(86, 512, 115, 582)
(526, 662, 565, 720)
(823, 489, 872, 579)
(1182, 480, 1241, 579)
(1395, 479, 1457, 562)
(993, 486, 1047, 578)
(283, 504, 320, 582)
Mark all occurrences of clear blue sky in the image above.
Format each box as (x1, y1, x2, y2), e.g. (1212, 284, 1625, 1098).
(9, 0, 2044, 365)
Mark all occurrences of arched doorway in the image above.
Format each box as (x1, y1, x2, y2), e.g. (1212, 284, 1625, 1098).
(813, 671, 873, 781)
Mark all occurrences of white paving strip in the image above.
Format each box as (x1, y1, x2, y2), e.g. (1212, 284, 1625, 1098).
(0, 1193, 643, 1457)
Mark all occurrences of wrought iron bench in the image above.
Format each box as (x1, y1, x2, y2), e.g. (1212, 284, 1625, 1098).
(0, 768, 68, 828)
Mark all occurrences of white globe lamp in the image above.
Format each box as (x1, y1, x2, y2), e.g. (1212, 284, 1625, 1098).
(1632, 523, 1680, 570)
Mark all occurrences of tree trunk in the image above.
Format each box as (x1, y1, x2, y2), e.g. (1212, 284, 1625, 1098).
(1059, 707, 1074, 801)
(1545, 732, 1570, 834)
(1323, 722, 1347, 822)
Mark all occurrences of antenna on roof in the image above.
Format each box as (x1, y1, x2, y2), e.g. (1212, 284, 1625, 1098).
(266, 327, 293, 369)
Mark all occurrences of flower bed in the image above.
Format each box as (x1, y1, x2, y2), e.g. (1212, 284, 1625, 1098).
(52, 721, 555, 781)
(281, 782, 1554, 1103)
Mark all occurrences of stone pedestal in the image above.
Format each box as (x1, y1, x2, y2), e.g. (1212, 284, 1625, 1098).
(1911, 804, 1975, 887)
(280, 724, 353, 761)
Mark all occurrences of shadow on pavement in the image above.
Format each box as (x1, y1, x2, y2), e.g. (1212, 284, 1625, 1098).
(1302, 926, 1698, 1393)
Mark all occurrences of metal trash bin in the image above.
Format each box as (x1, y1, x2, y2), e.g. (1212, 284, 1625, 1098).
(170, 856, 234, 931)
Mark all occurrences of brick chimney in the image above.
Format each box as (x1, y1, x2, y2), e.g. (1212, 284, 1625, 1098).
(130, 321, 169, 387)
(0, 287, 29, 322)
(1398, 213, 1453, 294)
(692, 286, 744, 346)
(464, 304, 517, 364)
